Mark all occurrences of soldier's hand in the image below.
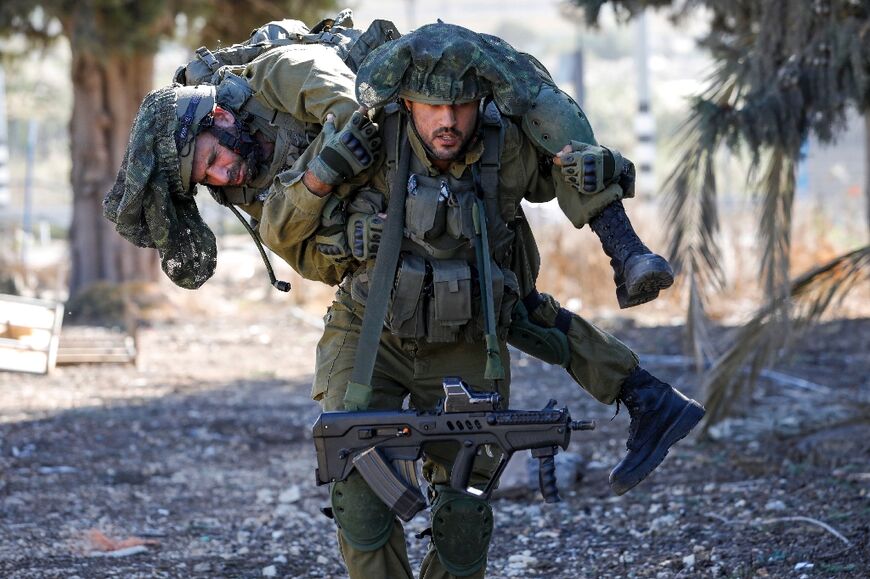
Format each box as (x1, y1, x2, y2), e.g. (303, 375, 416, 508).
(308, 108, 381, 187)
(315, 225, 352, 263)
(555, 142, 624, 195)
(347, 212, 386, 261)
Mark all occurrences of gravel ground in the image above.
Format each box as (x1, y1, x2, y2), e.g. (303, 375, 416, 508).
(1, 301, 867, 578)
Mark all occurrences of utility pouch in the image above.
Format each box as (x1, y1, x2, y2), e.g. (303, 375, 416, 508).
(346, 187, 386, 215)
(428, 259, 472, 342)
(387, 254, 427, 338)
(349, 262, 374, 305)
(405, 174, 444, 241)
(498, 268, 520, 330)
(446, 190, 476, 241)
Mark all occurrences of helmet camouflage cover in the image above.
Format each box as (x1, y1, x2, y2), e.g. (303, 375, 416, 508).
(355, 22, 541, 116)
(103, 84, 217, 290)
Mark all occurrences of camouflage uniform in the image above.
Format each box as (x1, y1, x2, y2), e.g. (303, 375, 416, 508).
(106, 20, 702, 579)
(256, 23, 641, 579)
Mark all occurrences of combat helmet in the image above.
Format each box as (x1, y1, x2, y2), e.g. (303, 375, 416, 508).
(174, 84, 217, 192)
(355, 22, 541, 116)
(103, 84, 218, 290)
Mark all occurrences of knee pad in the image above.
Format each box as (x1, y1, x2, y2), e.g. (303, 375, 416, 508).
(331, 471, 394, 552)
(430, 487, 494, 577)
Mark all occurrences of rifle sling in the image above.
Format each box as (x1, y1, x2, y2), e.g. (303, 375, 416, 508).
(344, 107, 409, 411)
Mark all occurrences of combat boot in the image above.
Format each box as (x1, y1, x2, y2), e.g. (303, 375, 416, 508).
(589, 201, 674, 309)
(610, 367, 705, 495)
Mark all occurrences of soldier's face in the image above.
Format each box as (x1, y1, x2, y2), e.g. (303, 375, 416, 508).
(405, 100, 479, 162)
(191, 107, 248, 187)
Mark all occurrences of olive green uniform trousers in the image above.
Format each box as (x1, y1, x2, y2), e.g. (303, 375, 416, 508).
(312, 287, 639, 578)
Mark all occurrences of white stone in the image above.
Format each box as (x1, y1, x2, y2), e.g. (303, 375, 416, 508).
(682, 554, 695, 568)
(765, 500, 787, 511)
(262, 565, 277, 577)
(278, 485, 302, 504)
(649, 514, 677, 532)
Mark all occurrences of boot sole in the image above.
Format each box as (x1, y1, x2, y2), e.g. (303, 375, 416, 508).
(610, 400, 705, 495)
(618, 268, 675, 310)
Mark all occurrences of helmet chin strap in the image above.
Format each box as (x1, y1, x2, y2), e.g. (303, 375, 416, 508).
(205, 116, 263, 181)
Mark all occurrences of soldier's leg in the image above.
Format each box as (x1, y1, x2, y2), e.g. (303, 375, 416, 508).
(409, 341, 511, 579)
(312, 289, 416, 579)
(555, 140, 674, 308)
(513, 290, 704, 494)
(588, 199, 674, 309)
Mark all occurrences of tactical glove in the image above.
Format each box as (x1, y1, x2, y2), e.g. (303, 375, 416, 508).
(308, 111, 381, 186)
(347, 212, 384, 261)
(315, 196, 351, 263)
(559, 142, 625, 195)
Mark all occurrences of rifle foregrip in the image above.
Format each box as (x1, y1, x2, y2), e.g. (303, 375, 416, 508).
(539, 456, 560, 503)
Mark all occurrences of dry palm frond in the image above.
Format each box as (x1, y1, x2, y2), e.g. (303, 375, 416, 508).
(701, 245, 870, 430)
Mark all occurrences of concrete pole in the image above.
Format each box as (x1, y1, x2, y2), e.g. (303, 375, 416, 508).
(633, 11, 656, 195)
(21, 119, 37, 270)
(572, 40, 585, 109)
(0, 66, 10, 208)
(406, 0, 417, 30)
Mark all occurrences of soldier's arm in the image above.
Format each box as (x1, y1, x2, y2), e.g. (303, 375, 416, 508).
(243, 44, 358, 128)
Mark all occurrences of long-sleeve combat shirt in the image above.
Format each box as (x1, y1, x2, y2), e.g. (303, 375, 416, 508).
(256, 109, 625, 289)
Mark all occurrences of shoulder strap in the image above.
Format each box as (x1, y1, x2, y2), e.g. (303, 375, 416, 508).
(344, 104, 406, 411)
(479, 101, 503, 203)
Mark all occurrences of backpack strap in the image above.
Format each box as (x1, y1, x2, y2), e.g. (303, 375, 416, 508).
(479, 101, 503, 204)
(344, 102, 405, 411)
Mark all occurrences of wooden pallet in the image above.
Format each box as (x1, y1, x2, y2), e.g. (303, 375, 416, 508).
(56, 327, 137, 365)
(0, 294, 64, 374)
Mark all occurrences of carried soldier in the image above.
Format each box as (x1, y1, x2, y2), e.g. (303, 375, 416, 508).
(104, 14, 704, 579)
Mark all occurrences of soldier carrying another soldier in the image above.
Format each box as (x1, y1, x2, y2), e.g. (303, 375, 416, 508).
(104, 15, 703, 579)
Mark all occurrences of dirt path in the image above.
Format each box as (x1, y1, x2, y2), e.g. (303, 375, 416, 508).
(1, 303, 867, 578)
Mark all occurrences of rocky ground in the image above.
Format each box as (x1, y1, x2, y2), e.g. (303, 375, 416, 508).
(1, 299, 868, 578)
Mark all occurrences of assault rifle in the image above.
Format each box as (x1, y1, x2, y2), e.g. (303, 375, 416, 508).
(313, 377, 595, 521)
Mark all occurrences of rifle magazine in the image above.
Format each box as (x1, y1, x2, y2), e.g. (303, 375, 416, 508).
(353, 448, 426, 522)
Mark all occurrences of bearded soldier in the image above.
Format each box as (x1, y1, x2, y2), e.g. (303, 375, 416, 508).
(105, 17, 703, 579)
(246, 23, 704, 579)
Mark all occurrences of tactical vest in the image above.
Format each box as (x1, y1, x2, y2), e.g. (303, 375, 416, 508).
(348, 102, 525, 344)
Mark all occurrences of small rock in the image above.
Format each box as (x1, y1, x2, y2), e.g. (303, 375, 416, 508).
(262, 565, 277, 577)
(193, 563, 211, 573)
(507, 550, 537, 568)
(38, 466, 77, 475)
(764, 500, 786, 511)
(273, 554, 288, 564)
(682, 554, 695, 568)
(278, 485, 301, 504)
(271, 530, 284, 540)
(794, 562, 814, 570)
(316, 555, 329, 565)
(256, 489, 275, 504)
(649, 514, 677, 532)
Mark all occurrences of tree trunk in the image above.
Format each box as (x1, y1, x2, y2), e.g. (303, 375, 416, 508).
(866, 110, 870, 238)
(68, 49, 160, 298)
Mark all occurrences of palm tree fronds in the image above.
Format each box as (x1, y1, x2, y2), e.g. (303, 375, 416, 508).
(701, 245, 870, 430)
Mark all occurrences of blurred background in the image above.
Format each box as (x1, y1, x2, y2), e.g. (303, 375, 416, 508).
(0, 0, 867, 430)
(0, 2, 868, 577)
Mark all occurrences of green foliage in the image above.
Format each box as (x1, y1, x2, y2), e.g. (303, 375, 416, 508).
(0, 0, 340, 58)
(570, 0, 870, 427)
